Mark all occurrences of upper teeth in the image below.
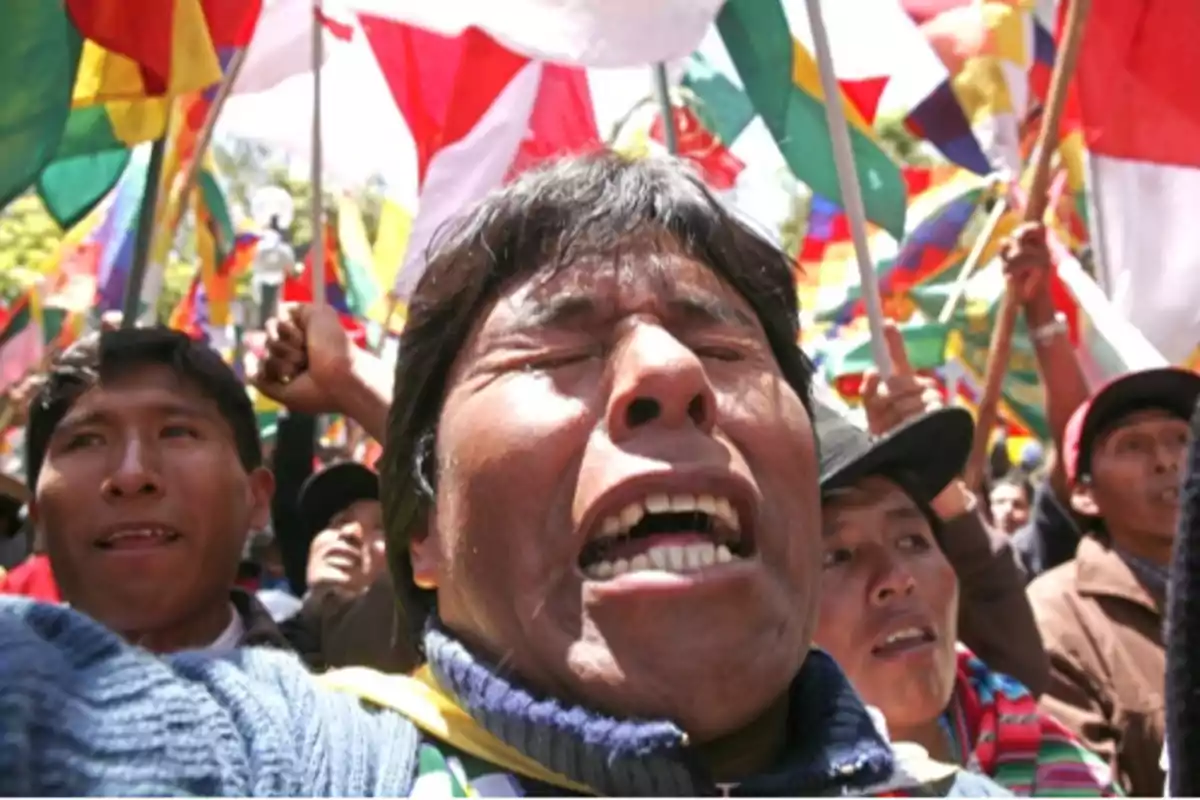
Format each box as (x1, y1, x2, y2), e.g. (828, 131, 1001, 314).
(884, 628, 926, 646)
(598, 493, 739, 539)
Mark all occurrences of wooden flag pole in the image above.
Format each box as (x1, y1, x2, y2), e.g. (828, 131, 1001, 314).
(803, 0, 892, 377)
(964, 0, 1092, 489)
(310, 0, 326, 308)
(937, 175, 1008, 324)
(163, 49, 251, 246)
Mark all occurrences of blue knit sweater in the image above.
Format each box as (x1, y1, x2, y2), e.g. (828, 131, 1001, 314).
(0, 597, 1010, 796)
(0, 597, 421, 795)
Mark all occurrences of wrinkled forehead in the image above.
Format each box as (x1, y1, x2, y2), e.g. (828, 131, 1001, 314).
(483, 252, 763, 338)
(58, 364, 215, 425)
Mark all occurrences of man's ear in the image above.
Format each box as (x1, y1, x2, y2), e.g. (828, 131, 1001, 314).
(1070, 478, 1100, 517)
(409, 509, 439, 590)
(247, 467, 276, 531)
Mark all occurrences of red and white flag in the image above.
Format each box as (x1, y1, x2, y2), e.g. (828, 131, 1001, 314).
(220, 0, 716, 300)
(1070, 0, 1200, 363)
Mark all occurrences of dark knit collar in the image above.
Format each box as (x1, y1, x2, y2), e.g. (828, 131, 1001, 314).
(423, 621, 894, 796)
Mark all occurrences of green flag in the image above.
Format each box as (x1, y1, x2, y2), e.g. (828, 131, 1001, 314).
(0, 4, 81, 210)
(910, 273, 1048, 438)
(695, 0, 906, 237)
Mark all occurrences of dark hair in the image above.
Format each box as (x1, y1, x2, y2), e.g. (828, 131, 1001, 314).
(379, 152, 815, 644)
(993, 469, 1034, 503)
(26, 326, 262, 489)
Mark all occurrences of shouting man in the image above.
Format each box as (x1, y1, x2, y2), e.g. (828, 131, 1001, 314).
(0, 154, 1004, 796)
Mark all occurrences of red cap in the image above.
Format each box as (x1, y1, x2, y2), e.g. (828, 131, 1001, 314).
(1062, 367, 1200, 483)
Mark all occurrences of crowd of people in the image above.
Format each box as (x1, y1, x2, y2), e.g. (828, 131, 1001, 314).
(0, 153, 1193, 796)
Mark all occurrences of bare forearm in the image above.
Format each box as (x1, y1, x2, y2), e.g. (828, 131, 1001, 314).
(1025, 293, 1088, 494)
(331, 348, 394, 443)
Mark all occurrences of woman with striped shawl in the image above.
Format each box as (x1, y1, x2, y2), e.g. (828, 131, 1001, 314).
(811, 396, 1119, 797)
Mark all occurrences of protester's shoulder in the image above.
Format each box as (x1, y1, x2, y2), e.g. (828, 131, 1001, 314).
(1026, 557, 1079, 605)
(0, 598, 420, 796)
(1026, 560, 1095, 657)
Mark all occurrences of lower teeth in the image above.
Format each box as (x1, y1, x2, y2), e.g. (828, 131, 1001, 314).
(585, 543, 736, 579)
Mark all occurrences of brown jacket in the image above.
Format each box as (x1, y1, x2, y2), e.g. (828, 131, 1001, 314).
(284, 573, 418, 673)
(1028, 536, 1165, 797)
(231, 588, 297, 651)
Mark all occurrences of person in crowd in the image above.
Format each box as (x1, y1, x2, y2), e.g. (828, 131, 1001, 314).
(0, 154, 1009, 796)
(856, 326, 1050, 693)
(20, 326, 291, 654)
(1165, 397, 1200, 797)
(287, 461, 417, 672)
(299, 461, 387, 598)
(1028, 366, 1200, 797)
(990, 470, 1034, 536)
(814, 399, 1113, 794)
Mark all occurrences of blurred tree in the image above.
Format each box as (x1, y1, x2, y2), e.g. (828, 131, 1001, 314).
(0, 193, 61, 301)
(777, 190, 811, 261)
(153, 138, 387, 319)
(876, 115, 937, 168)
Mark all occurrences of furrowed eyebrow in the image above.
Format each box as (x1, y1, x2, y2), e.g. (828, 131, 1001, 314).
(511, 291, 757, 334)
(666, 295, 757, 331)
(514, 293, 601, 330)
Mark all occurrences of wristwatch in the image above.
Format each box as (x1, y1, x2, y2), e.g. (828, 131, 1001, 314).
(1030, 312, 1068, 345)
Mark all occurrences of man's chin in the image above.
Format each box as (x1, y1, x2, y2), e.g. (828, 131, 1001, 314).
(564, 634, 803, 733)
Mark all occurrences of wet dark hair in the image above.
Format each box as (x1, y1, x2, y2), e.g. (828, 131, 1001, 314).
(26, 326, 262, 489)
(379, 152, 815, 646)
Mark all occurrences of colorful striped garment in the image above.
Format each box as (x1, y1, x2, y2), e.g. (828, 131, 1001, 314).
(941, 647, 1120, 797)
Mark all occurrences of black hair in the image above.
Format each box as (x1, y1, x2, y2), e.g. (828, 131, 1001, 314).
(993, 469, 1034, 503)
(379, 152, 816, 648)
(26, 326, 262, 489)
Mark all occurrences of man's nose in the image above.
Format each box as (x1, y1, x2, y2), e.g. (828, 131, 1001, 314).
(1156, 439, 1186, 474)
(868, 554, 917, 607)
(102, 436, 164, 500)
(604, 324, 716, 441)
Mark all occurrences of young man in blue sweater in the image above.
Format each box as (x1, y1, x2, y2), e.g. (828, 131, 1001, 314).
(0, 154, 1008, 797)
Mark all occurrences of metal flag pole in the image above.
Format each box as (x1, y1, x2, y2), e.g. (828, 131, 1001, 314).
(652, 63, 678, 155)
(802, 0, 892, 377)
